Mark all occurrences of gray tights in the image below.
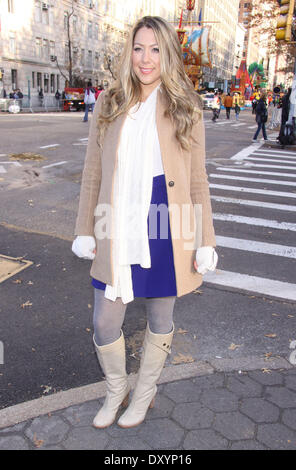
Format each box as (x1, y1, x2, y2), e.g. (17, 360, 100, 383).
(93, 288, 176, 346)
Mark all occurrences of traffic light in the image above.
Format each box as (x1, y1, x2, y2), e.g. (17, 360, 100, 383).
(276, 0, 295, 41)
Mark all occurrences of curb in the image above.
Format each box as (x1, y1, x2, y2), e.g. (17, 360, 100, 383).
(0, 355, 293, 430)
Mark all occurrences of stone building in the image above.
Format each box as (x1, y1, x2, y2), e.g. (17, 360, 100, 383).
(199, 0, 240, 90)
(0, 0, 178, 97)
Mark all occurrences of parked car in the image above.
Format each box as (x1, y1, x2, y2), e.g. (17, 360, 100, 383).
(202, 93, 215, 109)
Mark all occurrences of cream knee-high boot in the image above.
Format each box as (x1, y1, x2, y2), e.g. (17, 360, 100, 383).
(117, 323, 174, 428)
(93, 331, 130, 429)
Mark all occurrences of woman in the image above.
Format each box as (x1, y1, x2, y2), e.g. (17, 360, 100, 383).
(211, 91, 220, 122)
(253, 92, 268, 142)
(72, 16, 217, 429)
(83, 81, 96, 122)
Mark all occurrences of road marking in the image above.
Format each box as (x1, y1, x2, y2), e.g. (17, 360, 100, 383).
(213, 213, 296, 231)
(245, 156, 296, 164)
(253, 152, 296, 160)
(0, 166, 6, 173)
(256, 148, 296, 156)
(73, 143, 88, 146)
(216, 235, 296, 258)
(211, 195, 296, 212)
(210, 183, 296, 198)
(42, 161, 67, 169)
(0, 154, 7, 157)
(231, 123, 245, 127)
(241, 162, 296, 170)
(216, 167, 296, 178)
(231, 143, 264, 160)
(79, 138, 88, 141)
(210, 173, 296, 187)
(40, 144, 60, 149)
(204, 270, 296, 302)
(247, 125, 257, 129)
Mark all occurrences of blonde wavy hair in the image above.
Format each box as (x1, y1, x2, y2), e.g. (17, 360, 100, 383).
(97, 16, 202, 150)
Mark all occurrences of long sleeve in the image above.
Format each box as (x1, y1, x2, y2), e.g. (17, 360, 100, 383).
(74, 92, 104, 236)
(190, 117, 216, 248)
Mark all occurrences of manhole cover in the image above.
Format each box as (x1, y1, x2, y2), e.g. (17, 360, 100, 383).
(0, 255, 33, 283)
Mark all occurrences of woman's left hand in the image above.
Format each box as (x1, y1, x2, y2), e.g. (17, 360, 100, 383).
(194, 246, 218, 275)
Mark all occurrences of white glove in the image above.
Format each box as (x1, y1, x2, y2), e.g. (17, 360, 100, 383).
(195, 246, 218, 275)
(72, 236, 96, 260)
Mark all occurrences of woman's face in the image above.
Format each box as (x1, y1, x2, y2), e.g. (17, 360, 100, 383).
(132, 27, 161, 97)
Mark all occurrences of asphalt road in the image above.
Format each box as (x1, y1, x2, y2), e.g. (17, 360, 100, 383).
(0, 107, 295, 409)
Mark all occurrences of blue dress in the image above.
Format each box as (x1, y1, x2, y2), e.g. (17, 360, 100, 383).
(92, 174, 177, 297)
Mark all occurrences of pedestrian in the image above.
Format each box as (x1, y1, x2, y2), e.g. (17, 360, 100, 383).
(72, 15, 217, 430)
(83, 81, 96, 122)
(234, 102, 240, 121)
(252, 97, 257, 114)
(253, 92, 268, 142)
(39, 88, 44, 106)
(211, 92, 220, 122)
(277, 88, 291, 143)
(224, 93, 233, 119)
(55, 89, 61, 107)
(16, 88, 23, 110)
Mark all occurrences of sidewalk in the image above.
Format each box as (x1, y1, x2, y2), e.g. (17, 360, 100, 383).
(0, 357, 295, 450)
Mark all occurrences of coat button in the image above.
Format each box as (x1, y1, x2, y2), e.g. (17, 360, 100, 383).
(168, 181, 174, 187)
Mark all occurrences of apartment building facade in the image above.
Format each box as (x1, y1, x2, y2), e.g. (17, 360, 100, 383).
(0, 0, 178, 97)
(199, 0, 240, 89)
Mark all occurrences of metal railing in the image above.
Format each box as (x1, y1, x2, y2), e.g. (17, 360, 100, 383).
(0, 96, 65, 113)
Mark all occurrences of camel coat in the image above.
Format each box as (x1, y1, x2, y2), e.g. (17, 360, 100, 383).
(74, 89, 216, 298)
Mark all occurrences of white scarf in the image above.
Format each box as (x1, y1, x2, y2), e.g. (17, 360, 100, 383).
(105, 85, 160, 304)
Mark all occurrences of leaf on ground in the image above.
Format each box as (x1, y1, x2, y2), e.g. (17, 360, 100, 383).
(12, 279, 22, 284)
(228, 343, 242, 350)
(21, 300, 32, 308)
(41, 385, 52, 394)
(86, 328, 91, 332)
(193, 289, 203, 294)
(177, 328, 188, 335)
(171, 353, 195, 364)
(264, 352, 273, 359)
(262, 368, 272, 374)
(33, 433, 44, 448)
(287, 315, 294, 318)
(265, 333, 277, 338)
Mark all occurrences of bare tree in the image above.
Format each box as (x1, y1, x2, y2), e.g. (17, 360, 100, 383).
(248, 0, 296, 77)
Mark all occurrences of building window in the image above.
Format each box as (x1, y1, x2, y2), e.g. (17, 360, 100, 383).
(44, 73, 49, 93)
(9, 33, 16, 54)
(8, 0, 14, 13)
(57, 74, 60, 90)
(32, 71, 35, 88)
(43, 39, 49, 59)
(50, 74, 55, 93)
(95, 52, 99, 68)
(88, 21, 92, 38)
(11, 69, 17, 89)
(35, 0, 41, 21)
(87, 50, 92, 68)
(94, 23, 98, 40)
(37, 72, 42, 90)
(73, 15, 77, 33)
(42, 5, 49, 24)
(81, 49, 85, 66)
(50, 41, 55, 57)
(36, 37, 42, 58)
(64, 12, 68, 31)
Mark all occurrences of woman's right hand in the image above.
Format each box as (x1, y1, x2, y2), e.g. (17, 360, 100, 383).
(71, 236, 96, 260)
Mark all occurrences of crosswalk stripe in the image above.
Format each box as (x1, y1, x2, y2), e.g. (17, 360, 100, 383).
(203, 270, 296, 302)
(216, 236, 296, 258)
(213, 213, 296, 231)
(216, 167, 296, 178)
(210, 173, 296, 187)
(246, 156, 296, 164)
(248, 125, 257, 129)
(241, 162, 296, 170)
(231, 123, 245, 127)
(0, 166, 7, 174)
(256, 148, 296, 156)
(253, 152, 296, 160)
(210, 183, 296, 198)
(211, 195, 296, 212)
